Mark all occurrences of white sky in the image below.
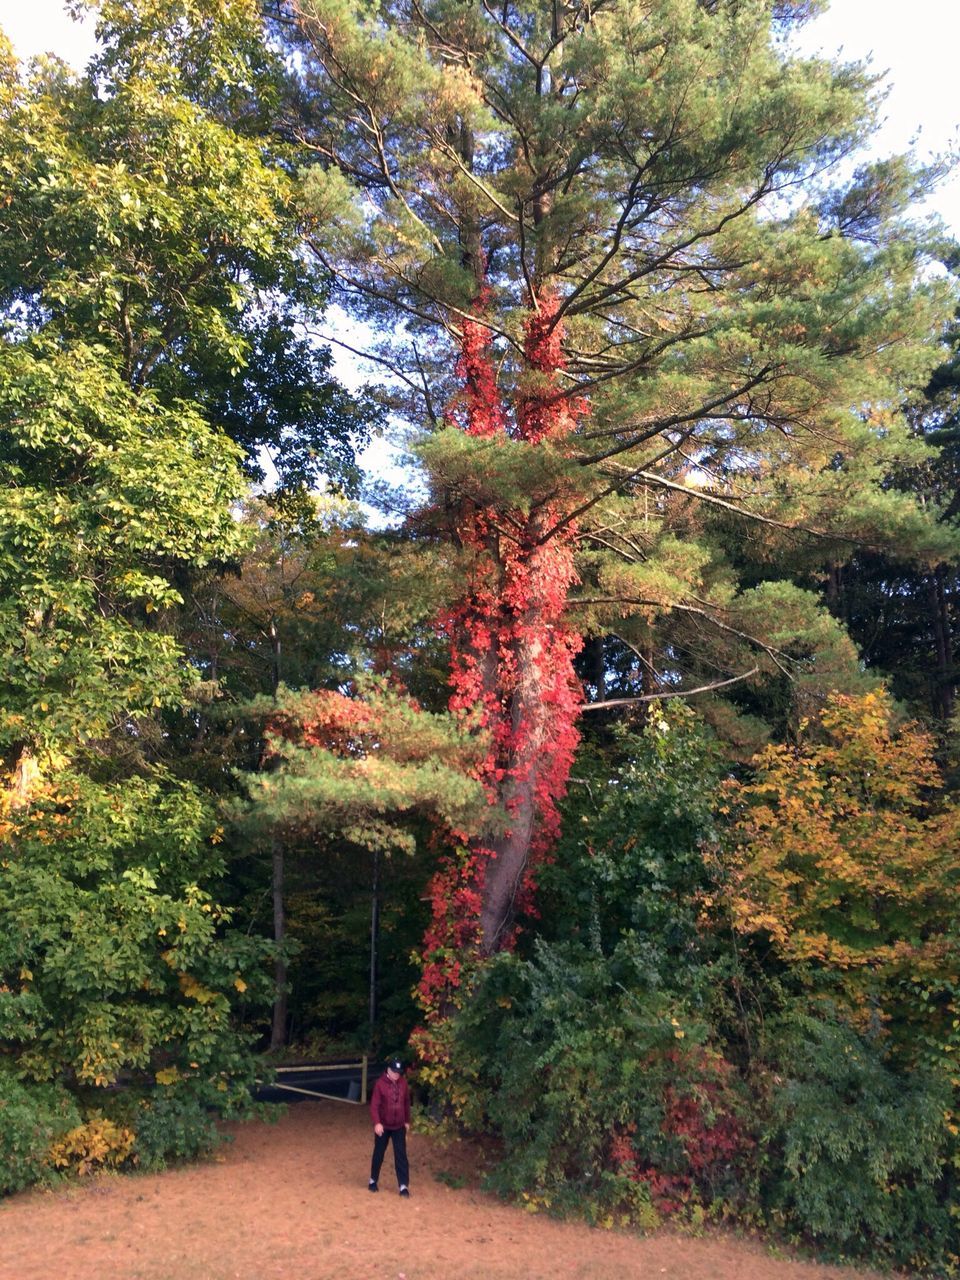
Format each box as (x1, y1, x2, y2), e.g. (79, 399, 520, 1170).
(2, 0, 958, 232)
(1, 2, 99, 70)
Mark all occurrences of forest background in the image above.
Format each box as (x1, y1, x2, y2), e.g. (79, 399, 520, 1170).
(2, 0, 960, 1274)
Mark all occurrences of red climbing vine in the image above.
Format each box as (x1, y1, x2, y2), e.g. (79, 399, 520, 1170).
(415, 290, 585, 1036)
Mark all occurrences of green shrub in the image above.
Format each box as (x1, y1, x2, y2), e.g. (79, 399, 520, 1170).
(539, 704, 723, 979)
(0, 1069, 79, 1196)
(0, 770, 274, 1176)
(450, 941, 756, 1223)
(130, 1091, 223, 1172)
(760, 1014, 953, 1270)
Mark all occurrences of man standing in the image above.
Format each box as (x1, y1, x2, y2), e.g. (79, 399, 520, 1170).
(368, 1056, 411, 1196)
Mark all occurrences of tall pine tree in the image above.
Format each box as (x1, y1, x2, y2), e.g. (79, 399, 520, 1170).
(273, 0, 957, 994)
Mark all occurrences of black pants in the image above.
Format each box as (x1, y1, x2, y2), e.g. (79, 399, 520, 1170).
(370, 1127, 409, 1187)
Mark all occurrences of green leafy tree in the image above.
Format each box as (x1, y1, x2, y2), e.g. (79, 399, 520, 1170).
(0, 770, 275, 1182)
(0, 338, 246, 772)
(539, 703, 723, 976)
(0, 7, 338, 1180)
(244, 681, 490, 849)
(1, 1, 368, 495)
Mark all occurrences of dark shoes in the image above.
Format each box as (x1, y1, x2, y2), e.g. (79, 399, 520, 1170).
(369, 1179, 409, 1196)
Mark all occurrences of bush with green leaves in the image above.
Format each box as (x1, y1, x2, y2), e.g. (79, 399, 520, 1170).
(0, 769, 275, 1188)
(128, 1090, 235, 1172)
(759, 1012, 954, 1271)
(0, 1068, 79, 1196)
(449, 939, 757, 1225)
(537, 704, 724, 985)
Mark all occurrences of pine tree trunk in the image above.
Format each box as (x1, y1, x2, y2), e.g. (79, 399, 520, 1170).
(478, 662, 542, 953)
(435, 294, 583, 961)
(369, 847, 380, 1039)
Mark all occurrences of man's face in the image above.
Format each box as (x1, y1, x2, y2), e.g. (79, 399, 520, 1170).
(386, 1067, 400, 1081)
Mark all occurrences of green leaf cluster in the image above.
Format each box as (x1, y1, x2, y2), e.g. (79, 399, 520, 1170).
(540, 702, 723, 971)
(0, 338, 246, 754)
(760, 1014, 951, 1270)
(0, 769, 275, 1168)
(1, 9, 370, 495)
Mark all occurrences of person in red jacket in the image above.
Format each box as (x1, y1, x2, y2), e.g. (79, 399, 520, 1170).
(368, 1056, 411, 1196)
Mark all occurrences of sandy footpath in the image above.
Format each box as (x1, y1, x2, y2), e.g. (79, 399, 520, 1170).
(0, 1100, 885, 1280)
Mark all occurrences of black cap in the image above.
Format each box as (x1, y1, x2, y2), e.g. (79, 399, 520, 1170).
(386, 1057, 404, 1072)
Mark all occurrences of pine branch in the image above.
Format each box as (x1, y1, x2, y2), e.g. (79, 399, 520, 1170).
(581, 666, 761, 711)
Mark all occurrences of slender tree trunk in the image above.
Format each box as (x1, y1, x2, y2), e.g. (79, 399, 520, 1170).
(478, 620, 553, 953)
(928, 567, 954, 721)
(268, 618, 288, 1052)
(269, 836, 288, 1052)
(635, 639, 658, 729)
(585, 636, 605, 698)
(369, 847, 380, 1041)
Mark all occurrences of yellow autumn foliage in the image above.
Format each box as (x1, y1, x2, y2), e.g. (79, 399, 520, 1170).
(49, 1115, 136, 1176)
(721, 690, 960, 1035)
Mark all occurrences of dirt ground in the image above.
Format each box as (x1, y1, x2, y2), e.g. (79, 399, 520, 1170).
(0, 1100, 885, 1280)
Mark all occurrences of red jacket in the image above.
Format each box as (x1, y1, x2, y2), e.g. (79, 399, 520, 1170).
(370, 1073, 410, 1129)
